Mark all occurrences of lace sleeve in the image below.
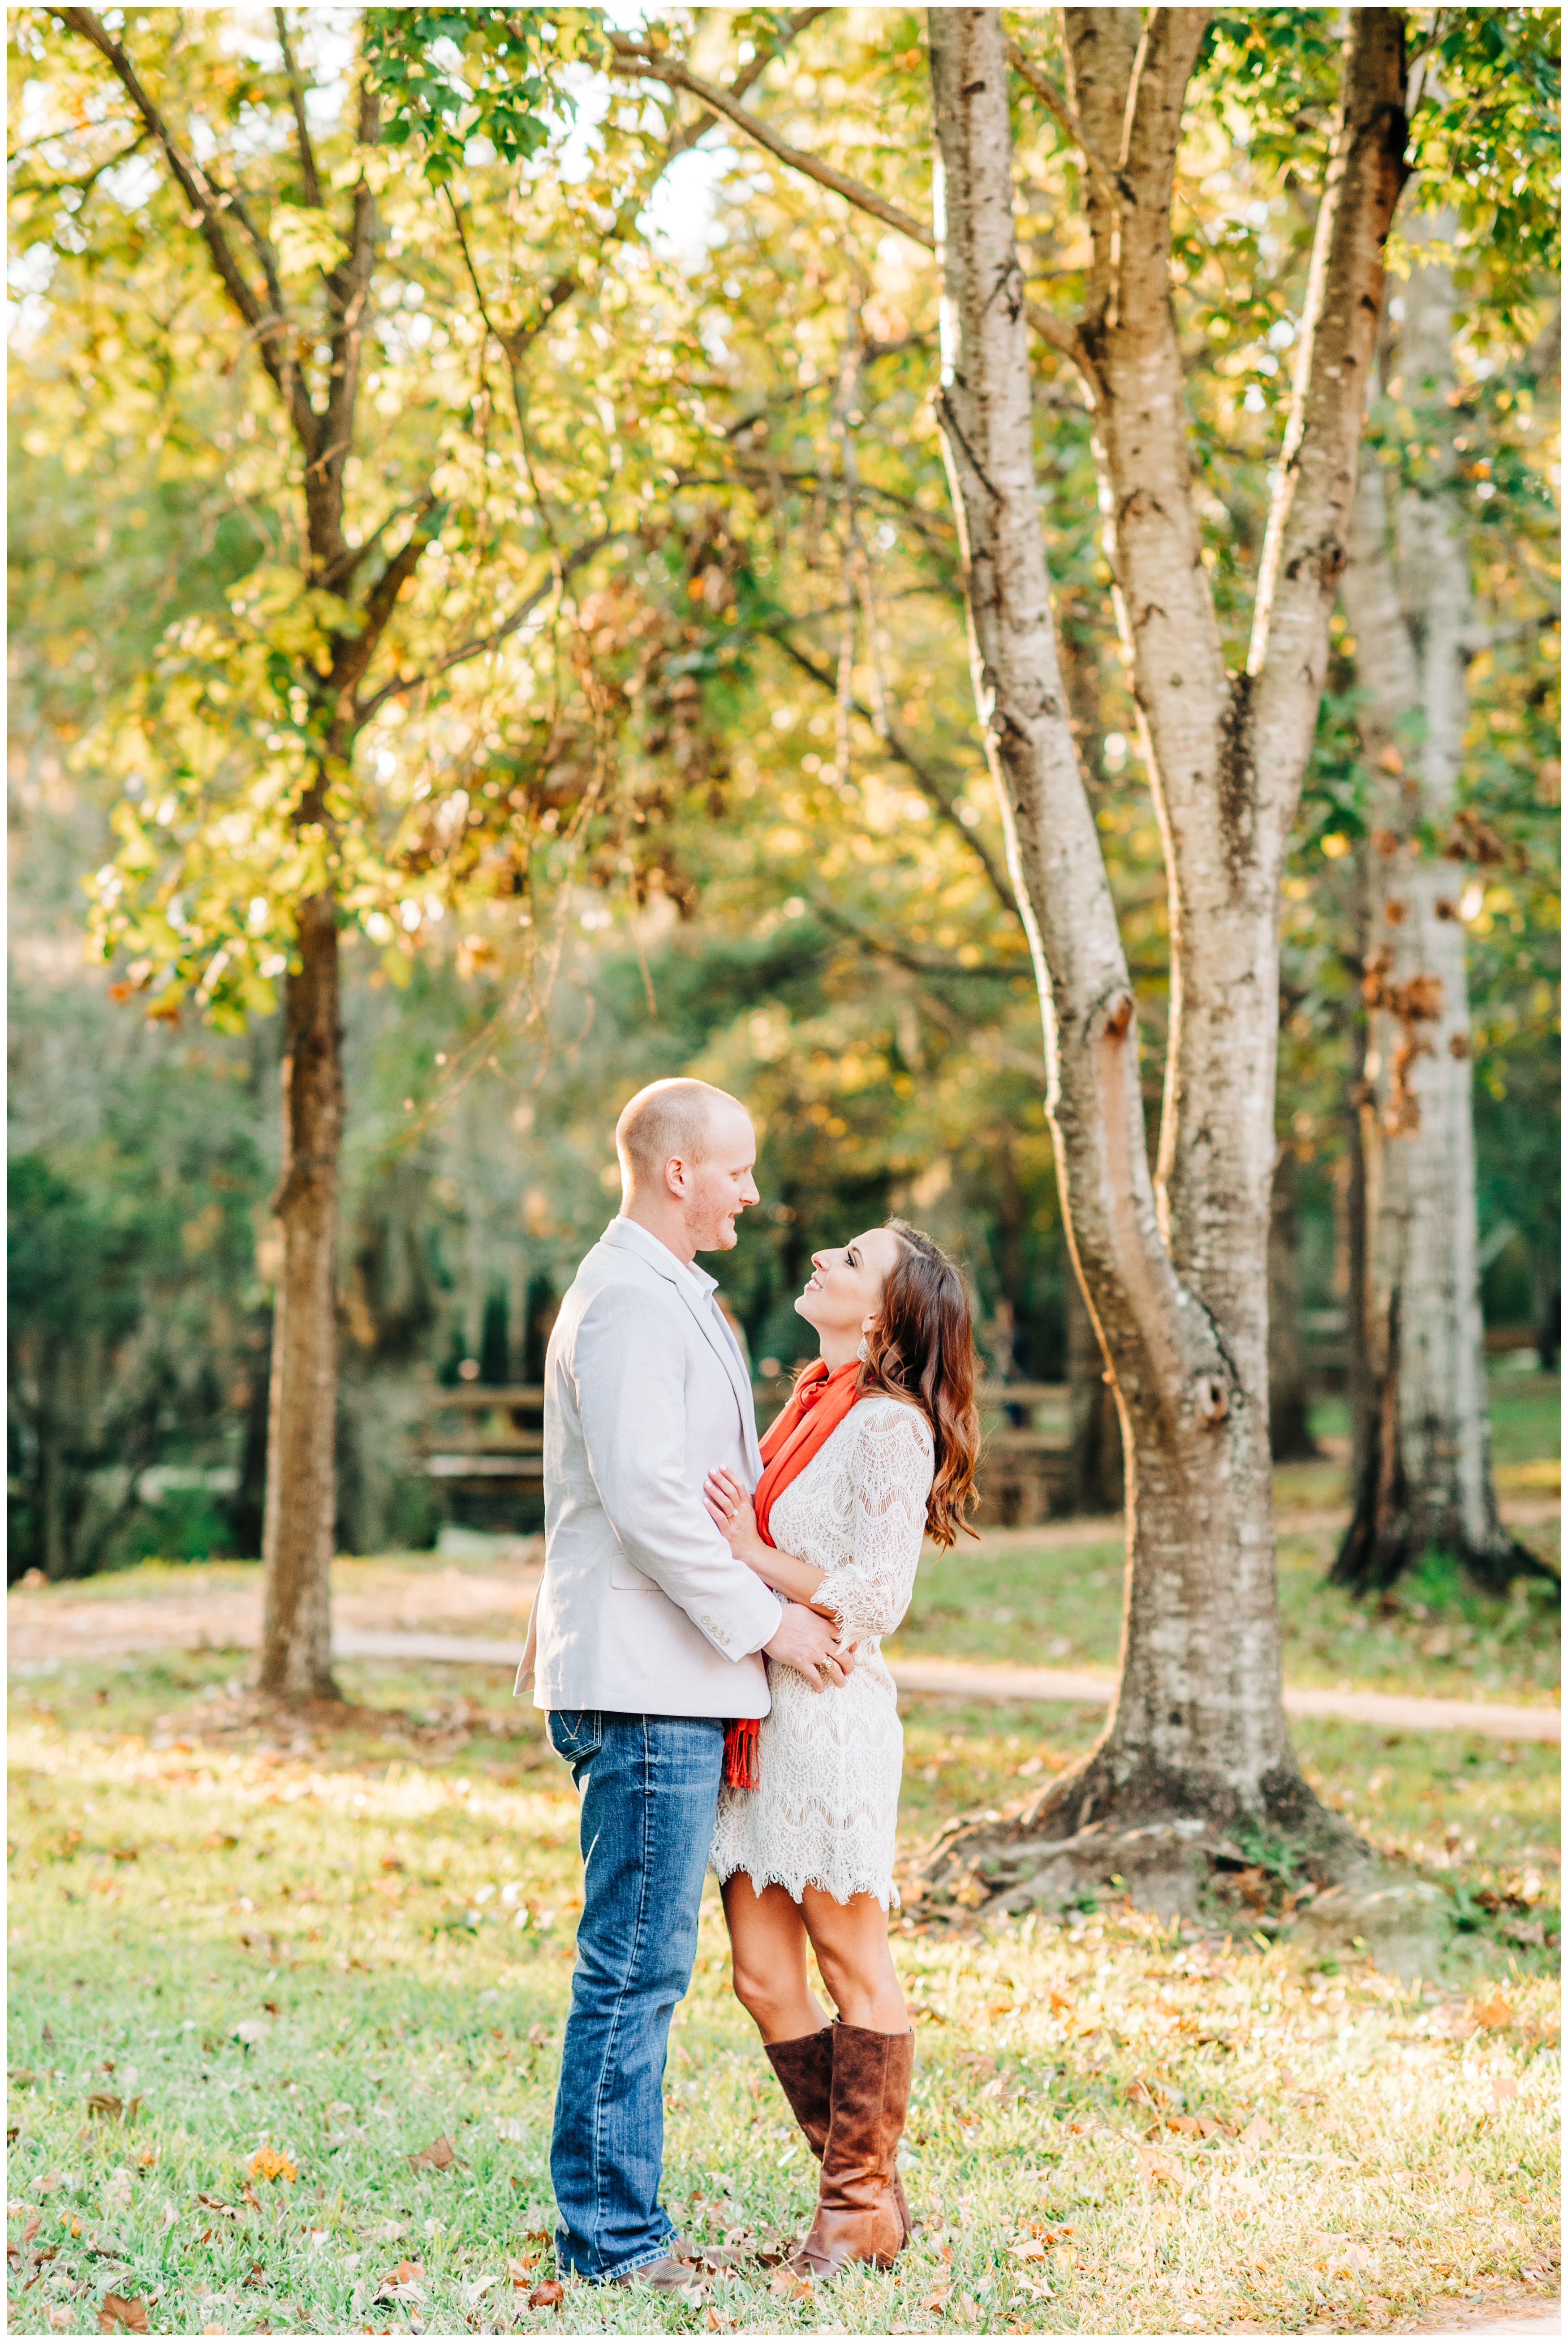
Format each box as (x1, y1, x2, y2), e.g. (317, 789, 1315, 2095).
(814, 1402, 933, 1641)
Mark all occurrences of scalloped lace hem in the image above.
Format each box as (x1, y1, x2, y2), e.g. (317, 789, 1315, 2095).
(711, 1854, 900, 1913)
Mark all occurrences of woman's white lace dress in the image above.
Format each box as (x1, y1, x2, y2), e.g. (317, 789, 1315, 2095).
(710, 1395, 933, 1911)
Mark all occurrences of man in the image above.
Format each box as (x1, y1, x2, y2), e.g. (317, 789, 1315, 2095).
(526, 1078, 848, 2290)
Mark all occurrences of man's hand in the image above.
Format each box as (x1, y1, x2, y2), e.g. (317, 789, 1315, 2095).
(765, 1600, 855, 1692)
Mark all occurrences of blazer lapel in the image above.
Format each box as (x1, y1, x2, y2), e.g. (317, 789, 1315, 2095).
(672, 1279, 761, 1469)
(602, 1220, 760, 1468)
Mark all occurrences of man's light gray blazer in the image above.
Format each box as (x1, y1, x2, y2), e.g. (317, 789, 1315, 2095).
(531, 1216, 783, 1718)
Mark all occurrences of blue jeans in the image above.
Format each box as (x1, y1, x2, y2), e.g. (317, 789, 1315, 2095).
(547, 1710, 724, 2281)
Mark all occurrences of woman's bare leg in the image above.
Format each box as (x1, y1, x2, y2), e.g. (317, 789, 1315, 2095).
(800, 1886, 908, 2033)
(721, 1873, 830, 2044)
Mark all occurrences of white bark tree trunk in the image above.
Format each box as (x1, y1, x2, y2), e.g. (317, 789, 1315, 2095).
(1335, 219, 1536, 1593)
(920, 7, 1405, 1894)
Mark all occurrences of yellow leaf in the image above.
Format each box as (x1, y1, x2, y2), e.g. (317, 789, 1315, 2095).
(246, 2145, 297, 2183)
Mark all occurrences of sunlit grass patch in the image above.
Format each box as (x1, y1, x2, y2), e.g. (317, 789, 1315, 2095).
(7, 1661, 1561, 2333)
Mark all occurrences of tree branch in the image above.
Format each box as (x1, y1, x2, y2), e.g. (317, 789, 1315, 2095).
(310, 76, 382, 584)
(607, 34, 935, 250)
(615, 34, 1094, 384)
(328, 500, 441, 706)
(57, 9, 315, 447)
(274, 6, 323, 207)
(1005, 34, 1125, 207)
(11, 127, 149, 203)
(762, 622, 1021, 921)
(1248, 10, 1408, 833)
(354, 531, 621, 721)
(662, 8, 831, 160)
(810, 894, 1025, 984)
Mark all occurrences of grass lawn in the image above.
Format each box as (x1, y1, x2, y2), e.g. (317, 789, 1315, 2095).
(7, 1650, 1560, 2336)
(896, 1371, 1561, 1708)
(8, 1365, 1559, 2332)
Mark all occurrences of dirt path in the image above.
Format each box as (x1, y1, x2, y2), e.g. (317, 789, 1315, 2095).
(8, 1554, 1559, 1741)
(4, 1557, 541, 1666)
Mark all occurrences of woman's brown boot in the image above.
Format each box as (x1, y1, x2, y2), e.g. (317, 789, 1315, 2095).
(765, 2026, 913, 2241)
(788, 2024, 913, 2278)
(765, 2026, 834, 2157)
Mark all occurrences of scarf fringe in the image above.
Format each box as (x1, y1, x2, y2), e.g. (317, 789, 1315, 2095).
(722, 1716, 761, 1791)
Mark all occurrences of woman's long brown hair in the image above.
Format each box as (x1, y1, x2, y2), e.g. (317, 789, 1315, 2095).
(858, 1218, 980, 1548)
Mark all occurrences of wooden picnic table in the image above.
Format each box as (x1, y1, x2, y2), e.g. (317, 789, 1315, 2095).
(415, 1378, 1072, 1527)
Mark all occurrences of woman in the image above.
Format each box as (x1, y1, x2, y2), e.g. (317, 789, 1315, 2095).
(703, 1218, 979, 2280)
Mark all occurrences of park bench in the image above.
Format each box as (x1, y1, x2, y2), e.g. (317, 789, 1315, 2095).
(414, 1376, 1072, 1532)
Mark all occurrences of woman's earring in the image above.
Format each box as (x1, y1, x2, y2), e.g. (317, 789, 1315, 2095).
(856, 1335, 870, 1362)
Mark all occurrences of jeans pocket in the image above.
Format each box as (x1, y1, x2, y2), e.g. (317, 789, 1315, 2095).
(548, 1709, 603, 1774)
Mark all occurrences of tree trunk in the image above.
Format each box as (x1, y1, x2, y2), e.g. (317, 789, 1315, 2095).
(927, 8, 1295, 1852)
(39, 1345, 70, 1582)
(1268, 1148, 1319, 1463)
(1066, 1269, 1123, 1513)
(258, 893, 342, 1697)
(1333, 219, 1537, 1594)
(918, 9, 1404, 1915)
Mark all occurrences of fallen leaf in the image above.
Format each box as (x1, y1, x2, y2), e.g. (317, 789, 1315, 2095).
(246, 2147, 297, 2184)
(407, 2134, 456, 2172)
(769, 2270, 813, 2302)
(1008, 2237, 1048, 2260)
(203, 1833, 239, 1851)
(1491, 2076, 1519, 2108)
(261, 2002, 280, 2018)
(22, 2213, 40, 2245)
(1137, 2146, 1185, 2190)
(374, 2259, 426, 2304)
(86, 2094, 124, 2120)
(1472, 1991, 1513, 2029)
(1167, 2114, 1203, 2138)
(1237, 2113, 1274, 2148)
(1047, 1988, 1073, 2015)
(921, 2290, 952, 2313)
(527, 2024, 550, 2046)
(528, 2280, 565, 2309)
(109, 1847, 139, 1864)
(98, 2295, 150, 2334)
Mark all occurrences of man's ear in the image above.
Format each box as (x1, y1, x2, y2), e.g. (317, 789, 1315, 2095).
(664, 1154, 689, 1198)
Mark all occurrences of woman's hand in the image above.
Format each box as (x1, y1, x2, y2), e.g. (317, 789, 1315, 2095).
(703, 1465, 770, 1570)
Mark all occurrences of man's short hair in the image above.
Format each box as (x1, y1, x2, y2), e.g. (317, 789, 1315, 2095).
(615, 1078, 747, 1188)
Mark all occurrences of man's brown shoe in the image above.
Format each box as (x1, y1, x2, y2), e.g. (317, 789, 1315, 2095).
(609, 2253, 704, 2295)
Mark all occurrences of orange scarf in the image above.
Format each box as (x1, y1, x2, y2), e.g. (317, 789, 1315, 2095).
(724, 1358, 865, 1791)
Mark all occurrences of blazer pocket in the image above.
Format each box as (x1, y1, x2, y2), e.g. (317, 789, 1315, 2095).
(609, 1542, 658, 1592)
